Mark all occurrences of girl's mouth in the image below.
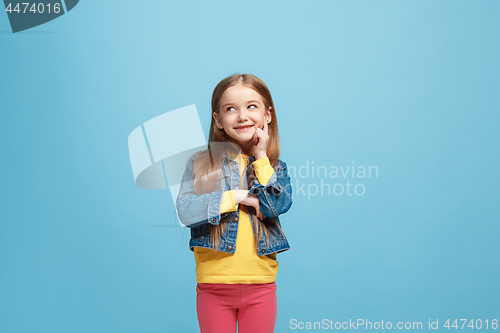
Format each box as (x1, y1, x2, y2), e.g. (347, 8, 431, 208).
(235, 125, 253, 131)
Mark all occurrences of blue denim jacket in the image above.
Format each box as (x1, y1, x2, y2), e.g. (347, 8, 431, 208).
(175, 150, 292, 256)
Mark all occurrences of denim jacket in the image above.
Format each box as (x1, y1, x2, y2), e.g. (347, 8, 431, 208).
(175, 150, 292, 257)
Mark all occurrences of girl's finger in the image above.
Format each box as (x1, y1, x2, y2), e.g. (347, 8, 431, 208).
(255, 205, 261, 220)
(255, 128, 266, 140)
(253, 127, 261, 139)
(253, 127, 262, 145)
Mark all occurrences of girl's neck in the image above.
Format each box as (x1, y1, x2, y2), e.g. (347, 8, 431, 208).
(238, 141, 254, 156)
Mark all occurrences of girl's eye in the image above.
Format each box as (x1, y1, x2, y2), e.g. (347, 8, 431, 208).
(225, 105, 257, 111)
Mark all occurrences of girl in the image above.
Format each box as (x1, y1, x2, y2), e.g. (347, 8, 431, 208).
(175, 73, 293, 333)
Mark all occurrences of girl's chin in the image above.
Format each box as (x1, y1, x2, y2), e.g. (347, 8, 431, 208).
(232, 130, 254, 138)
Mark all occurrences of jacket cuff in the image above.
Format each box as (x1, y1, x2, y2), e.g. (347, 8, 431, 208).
(248, 158, 282, 196)
(207, 190, 224, 225)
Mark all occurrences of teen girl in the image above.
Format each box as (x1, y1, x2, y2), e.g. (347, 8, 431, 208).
(176, 73, 293, 333)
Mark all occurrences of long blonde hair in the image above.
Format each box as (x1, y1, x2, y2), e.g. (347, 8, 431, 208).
(191, 73, 286, 254)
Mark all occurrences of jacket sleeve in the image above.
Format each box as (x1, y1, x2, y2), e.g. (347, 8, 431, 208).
(248, 158, 293, 218)
(175, 155, 226, 228)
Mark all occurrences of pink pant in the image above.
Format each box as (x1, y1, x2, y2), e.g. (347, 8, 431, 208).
(196, 282, 277, 333)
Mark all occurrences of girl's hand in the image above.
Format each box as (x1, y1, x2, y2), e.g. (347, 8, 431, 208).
(253, 115, 269, 160)
(233, 190, 265, 220)
(241, 195, 265, 220)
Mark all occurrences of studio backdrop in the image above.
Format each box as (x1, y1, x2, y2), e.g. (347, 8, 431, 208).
(1, 1, 499, 332)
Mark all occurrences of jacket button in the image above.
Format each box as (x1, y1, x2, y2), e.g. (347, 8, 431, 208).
(277, 185, 281, 190)
(227, 245, 233, 251)
(232, 217, 238, 223)
(211, 218, 216, 223)
(260, 249, 265, 254)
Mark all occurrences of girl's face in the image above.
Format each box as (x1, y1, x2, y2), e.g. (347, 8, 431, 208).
(213, 84, 271, 154)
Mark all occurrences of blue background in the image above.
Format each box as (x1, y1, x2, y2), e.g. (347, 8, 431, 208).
(1, 1, 499, 332)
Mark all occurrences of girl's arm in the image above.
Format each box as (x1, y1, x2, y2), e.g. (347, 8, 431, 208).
(248, 158, 293, 218)
(175, 155, 228, 229)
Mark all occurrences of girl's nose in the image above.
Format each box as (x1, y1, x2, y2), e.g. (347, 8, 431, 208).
(237, 109, 249, 121)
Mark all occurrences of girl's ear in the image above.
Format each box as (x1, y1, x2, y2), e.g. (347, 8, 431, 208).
(213, 112, 223, 129)
(265, 108, 272, 122)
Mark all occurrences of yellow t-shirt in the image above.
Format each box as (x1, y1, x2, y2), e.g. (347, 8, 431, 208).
(194, 153, 278, 283)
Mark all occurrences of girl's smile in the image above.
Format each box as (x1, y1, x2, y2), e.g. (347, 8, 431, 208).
(235, 125, 253, 131)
